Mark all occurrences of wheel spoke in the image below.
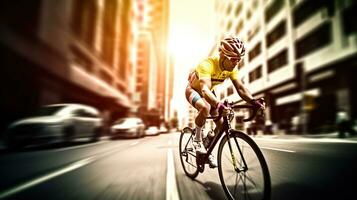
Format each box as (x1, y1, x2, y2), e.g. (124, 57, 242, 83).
(245, 171, 261, 193)
(219, 132, 270, 200)
(233, 172, 242, 198)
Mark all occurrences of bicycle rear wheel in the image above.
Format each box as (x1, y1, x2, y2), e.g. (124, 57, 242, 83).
(218, 130, 271, 200)
(179, 127, 199, 179)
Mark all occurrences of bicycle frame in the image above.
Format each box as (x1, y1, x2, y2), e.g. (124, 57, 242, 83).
(205, 116, 230, 157)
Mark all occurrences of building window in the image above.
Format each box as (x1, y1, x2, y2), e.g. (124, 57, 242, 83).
(227, 86, 234, 96)
(246, 9, 252, 20)
(292, 0, 334, 28)
(268, 49, 288, 73)
(235, 20, 244, 35)
(266, 20, 286, 47)
(295, 21, 332, 59)
(220, 91, 225, 100)
(235, 3, 243, 16)
(226, 5, 232, 15)
(249, 65, 262, 83)
(248, 42, 261, 62)
(342, 3, 357, 35)
(265, 0, 284, 23)
(137, 67, 143, 75)
(227, 21, 232, 30)
(71, 0, 97, 48)
(101, 0, 117, 66)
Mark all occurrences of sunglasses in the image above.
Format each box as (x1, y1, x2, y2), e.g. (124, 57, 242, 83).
(225, 56, 241, 62)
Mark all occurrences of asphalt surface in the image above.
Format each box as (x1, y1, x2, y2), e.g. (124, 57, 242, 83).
(0, 132, 356, 200)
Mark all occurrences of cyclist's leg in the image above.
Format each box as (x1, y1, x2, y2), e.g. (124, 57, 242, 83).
(185, 85, 211, 140)
(210, 108, 223, 135)
(199, 107, 219, 168)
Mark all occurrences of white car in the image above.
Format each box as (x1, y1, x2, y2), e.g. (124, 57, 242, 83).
(5, 103, 102, 149)
(145, 126, 160, 136)
(110, 117, 145, 139)
(159, 126, 168, 134)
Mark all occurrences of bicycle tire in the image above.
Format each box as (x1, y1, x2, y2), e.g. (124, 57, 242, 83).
(217, 130, 271, 200)
(179, 127, 199, 179)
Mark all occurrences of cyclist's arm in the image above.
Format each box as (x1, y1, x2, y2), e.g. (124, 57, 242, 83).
(231, 78, 254, 103)
(199, 78, 220, 107)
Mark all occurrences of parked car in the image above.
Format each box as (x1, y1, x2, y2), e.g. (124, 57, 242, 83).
(159, 126, 168, 134)
(5, 103, 103, 149)
(110, 117, 145, 139)
(145, 126, 160, 136)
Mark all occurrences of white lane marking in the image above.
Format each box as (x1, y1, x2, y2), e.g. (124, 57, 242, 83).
(166, 140, 180, 200)
(131, 141, 139, 146)
(53, 140, 107, 152)
(255, 137, 357, 144)
(260, 146, 295, 153)
(0, 156, 95, 199)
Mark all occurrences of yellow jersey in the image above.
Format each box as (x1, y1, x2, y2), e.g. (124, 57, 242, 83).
(188, 56, 239, 92)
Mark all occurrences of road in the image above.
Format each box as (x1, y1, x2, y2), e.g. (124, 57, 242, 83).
(0, 132, 356, 200)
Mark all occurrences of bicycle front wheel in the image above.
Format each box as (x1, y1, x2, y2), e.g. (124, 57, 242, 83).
(179, 127, 199, 179)
(218, 130, 271, 200)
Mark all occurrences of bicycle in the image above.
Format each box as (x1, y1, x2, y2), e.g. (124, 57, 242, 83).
(179, 100, 271, 200)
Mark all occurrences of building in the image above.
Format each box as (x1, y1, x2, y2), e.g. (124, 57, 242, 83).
(0, 0, 135, 133)
(133, 0, 172, 126)
(135, 31, 159, 125)
(212, 0, 357, 134)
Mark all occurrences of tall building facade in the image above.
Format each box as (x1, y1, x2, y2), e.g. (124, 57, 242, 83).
(0, 0, 135, 133)
(133, 0, 172, 126)
(212, 0, 357, 133)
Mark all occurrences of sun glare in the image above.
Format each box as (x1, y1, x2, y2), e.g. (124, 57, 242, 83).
(169, 0, 215, 127)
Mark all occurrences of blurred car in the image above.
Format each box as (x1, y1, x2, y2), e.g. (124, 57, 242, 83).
(5, 103, 102, 149)
(145, 126, 160, 136)
(159, 126, 168, 134)
(110, 117, 145, 139)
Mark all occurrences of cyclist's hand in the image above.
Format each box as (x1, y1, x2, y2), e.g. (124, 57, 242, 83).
(217, 102, 231, 116)
(251, 98, 266, 111)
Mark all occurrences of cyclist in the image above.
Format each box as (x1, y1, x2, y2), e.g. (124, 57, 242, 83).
(185, 35, 265, 168)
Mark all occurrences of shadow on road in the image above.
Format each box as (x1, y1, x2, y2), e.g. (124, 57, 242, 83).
(192, 179, 227, 200)
(191, 177, 356, 200)
(272, 182, 355, 200)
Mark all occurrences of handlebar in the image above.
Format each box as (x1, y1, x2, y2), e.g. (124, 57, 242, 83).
(231, 104, 260, 122)
(207, 100, 264, 122)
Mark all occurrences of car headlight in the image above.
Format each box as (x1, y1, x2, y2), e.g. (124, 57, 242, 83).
(129, 128, 137, 132)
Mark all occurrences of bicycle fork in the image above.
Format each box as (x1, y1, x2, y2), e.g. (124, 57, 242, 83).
(226, 132, 248, 173)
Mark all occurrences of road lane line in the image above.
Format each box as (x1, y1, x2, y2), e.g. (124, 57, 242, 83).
(166, 140, 180, 200)
(0, 156, 95, 199)
(53, 140, 107, 152)
(255, 137, 357, 144)
(260, 146, 295, 153)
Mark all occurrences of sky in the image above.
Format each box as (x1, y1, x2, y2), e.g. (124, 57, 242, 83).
(168, 0, 216, 121)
